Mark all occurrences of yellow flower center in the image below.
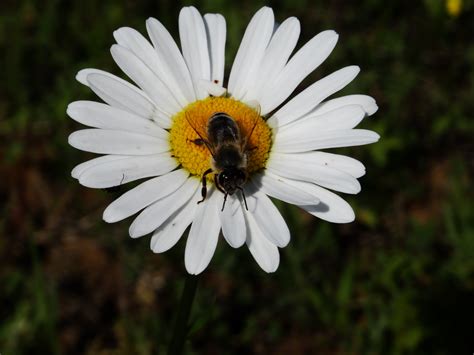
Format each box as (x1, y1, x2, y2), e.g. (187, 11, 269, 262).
(169, 97, 272, 180)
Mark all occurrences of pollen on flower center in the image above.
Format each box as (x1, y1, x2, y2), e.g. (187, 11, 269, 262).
(169, 96, 272, 179)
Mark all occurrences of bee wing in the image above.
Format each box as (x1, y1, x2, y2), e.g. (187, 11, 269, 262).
(240, 102, 261, 152)
(185, 111, 216, 156)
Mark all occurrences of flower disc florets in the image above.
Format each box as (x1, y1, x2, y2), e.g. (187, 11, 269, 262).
(169, 96, 272, 179)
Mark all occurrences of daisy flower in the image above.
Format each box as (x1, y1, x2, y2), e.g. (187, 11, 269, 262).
(68, 6, 379, 274)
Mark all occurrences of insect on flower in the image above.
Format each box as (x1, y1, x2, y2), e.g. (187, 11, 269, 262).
(186, 105, 261, 211)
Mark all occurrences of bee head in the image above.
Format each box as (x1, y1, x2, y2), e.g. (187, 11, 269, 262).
(217, 168, 246, 195)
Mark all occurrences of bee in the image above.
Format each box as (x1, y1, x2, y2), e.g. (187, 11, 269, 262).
(186, 110, 260, 211)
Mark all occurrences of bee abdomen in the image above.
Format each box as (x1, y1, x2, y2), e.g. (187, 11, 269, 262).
(208, 112, 240, 144)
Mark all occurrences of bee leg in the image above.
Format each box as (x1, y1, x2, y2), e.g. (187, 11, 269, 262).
(197, 168, 213, 204)
(221, 193, 228, 212)
(237, 186, 249, 211)
(213, 173, 228, 210)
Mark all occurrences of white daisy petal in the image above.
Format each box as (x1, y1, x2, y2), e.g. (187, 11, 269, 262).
(76, 68, 95, 86)
(269, 66, 360, 127)
(267, 154, 361, 194)
(203, 13, 226, 85)
(67, 101, 166, 139)
(273, 129, 380, 153)
(68, 129, 169, 155)
(103, 169, 189, 223)
(243, 186, 258, 212)
(151, 188, 201, 253)
(244, 17, 300, 101)
(146, 17, 196, 103)
(254, 171, 320, 206)
(78, 154, 177, 189)
(199, 79, 227, 97)
(251, 191, 290, 247)
(71, 155, 127, 179)
(275, 178, 355, 223)
(185, 188, 221, 274)
(311, 94, 378, 117)
(260, 30, 339, 114)
(76, 69, 158, 121)
(110, 44, 179, 120)
(179, 6, 211, 99)
(219, 195, 246, 248)
(129, 178, 199, 238)
(113, 27, 188, 108)
(296, 182, 355, 223)
(277, 105, 366, 139)
(245, 211, 280, 273)
(228, 7, 274, 100)
(270, 152, 365, 178)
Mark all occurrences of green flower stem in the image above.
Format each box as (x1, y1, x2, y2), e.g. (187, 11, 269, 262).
(167, 274, 200, 355)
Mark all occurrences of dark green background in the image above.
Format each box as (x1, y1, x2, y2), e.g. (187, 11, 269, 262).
(1, 0, 473, 354)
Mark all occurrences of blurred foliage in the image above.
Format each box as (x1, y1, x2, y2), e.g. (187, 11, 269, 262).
(1, 0, 474, 354)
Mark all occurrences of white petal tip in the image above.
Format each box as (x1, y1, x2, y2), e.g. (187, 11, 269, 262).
(76, 69, 91, 86)
(185, 264, 205, 275)
(335, 209, 356, 223)
(128, 223, 141, 238)
(184, 249, 213, 274)
(259, 261, 279, 273)
(67, 132, 76, 146)
(227, 240, 246, 249)
(323, 213, 355, 224)
(113, 27, 132, 44)
(71, 169, 79, 179)
(65, 104, 77, 118)
(349, 65, 361, 74)
(357, 130, 381, 145)
(343, 179, 362, 195)
(110, 44, 120, 56)
(260, 6, 273, 14)
(128, 229, 142, 239)
(319, 29, 339, 45)
(112, 30, 121, 44)
(286, 16, 299, 24)
(180, 6, 198, 16)
(151, 245, 166, 254)
(102, 210, 116, 224)
(199, 80, 227, 97)
(77, 177, 101, 189)
(341, 214, 356, 223)
(368, 103, 379, 116)
(278, 240, 290, 248)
